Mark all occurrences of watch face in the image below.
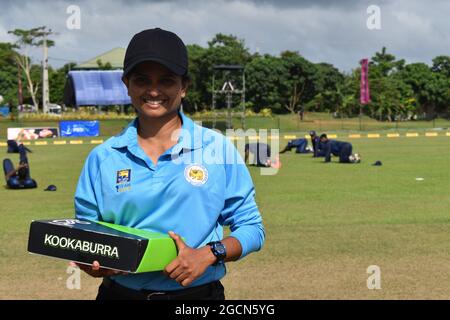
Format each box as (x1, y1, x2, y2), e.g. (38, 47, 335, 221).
(212, 242, 226, 259)
(216, 245, 225, 254)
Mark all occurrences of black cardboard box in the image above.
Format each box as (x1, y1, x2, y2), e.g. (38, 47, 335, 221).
(28, 218, 178, 273)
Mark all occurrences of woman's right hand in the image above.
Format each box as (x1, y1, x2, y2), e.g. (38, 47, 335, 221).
(70, 261, 128, 278)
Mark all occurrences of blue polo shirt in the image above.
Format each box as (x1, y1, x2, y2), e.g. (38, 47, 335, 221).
(74, 111, 265, 291)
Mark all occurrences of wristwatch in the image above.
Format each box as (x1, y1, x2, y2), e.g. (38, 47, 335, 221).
(207, 241, 227, 265)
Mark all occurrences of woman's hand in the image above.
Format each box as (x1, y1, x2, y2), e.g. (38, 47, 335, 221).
(70, 261, 128, 278)
(164, 231, 217, 287)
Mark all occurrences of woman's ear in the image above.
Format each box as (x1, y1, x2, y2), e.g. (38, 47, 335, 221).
(181, 78, 190, 98)
(122, 76, 130, 95)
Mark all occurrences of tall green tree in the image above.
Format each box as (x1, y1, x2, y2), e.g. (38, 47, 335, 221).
(280, 51, 316, 114)
(398, 62, 448, 118)
(431, 55, 450, 115)
(432, 55, 450, 77)
(311, 63, 345, 113)
(49, 62, 76, 104)
(245, 54, 287, 113)
(369, 76, 414, 121)
(197, 34, 251, 110)
(371, 46, 405, 77)
(185, 44, 208, 111)
(8, 26, 55, 109)
(0, 42, 20, 105)
(365, 47, 416, 121)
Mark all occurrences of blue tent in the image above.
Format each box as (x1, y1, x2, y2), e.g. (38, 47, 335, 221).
(64, 70, 131, 107)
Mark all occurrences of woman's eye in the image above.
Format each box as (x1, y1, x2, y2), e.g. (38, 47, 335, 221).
(161, 78, 175, 85)
(133, 77, 149, 85)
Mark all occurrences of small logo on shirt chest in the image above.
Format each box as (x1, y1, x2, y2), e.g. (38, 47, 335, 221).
(116, 169, 131, 192)
(184, 164, 208, 186)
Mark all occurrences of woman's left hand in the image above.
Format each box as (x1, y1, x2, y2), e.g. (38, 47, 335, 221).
(164, 231, 217, 287)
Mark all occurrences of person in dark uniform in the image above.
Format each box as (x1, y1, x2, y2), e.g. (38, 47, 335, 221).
(7, 139, 32, 153)
(245, 142, 281, 168)
(279, 138, 310, 154)
(318, 134, 357, 163)
(298, 107, 304, 121)
(245, 142, 271, 167)
(309, 131, 321, 157)
(3, 143, 37, 189)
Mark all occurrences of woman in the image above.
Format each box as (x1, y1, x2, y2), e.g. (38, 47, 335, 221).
(74, 28, 265, 300)
(3, 142, 37, 189)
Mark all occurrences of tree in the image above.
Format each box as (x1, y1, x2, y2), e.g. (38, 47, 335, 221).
(431, 55, 450, 115)
(311, 63, 345, 113)
(96, 59, 113, 70)
(364, 47, 416, 121)
(49, 62, 76, 104)
(398, 63, 448, 118)
(432, 55, 450, 78)
(199, 34, 251, 110)
(371, 46, 405, 77)
(280, 51, 316, 114)
(369, 76, 414, 121)
(8, 26, 55, 110)
(245, 55, 287, 113)
(246, 52, 322, 114)
(0, 42, 20, 105)
(185, 44, 208, 111)
(314, 63, 344, 94)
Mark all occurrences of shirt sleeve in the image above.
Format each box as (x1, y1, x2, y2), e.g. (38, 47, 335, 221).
(74, 149, 103, 222)
(219, 140, 266, 259)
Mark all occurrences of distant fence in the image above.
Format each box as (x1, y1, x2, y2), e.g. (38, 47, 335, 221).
(194, 114, 450, 133)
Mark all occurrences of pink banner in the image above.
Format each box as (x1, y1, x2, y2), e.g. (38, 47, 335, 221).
(360, 58, 370, 105)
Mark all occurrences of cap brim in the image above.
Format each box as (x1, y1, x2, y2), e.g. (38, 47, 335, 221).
(123, 56, 186, 78)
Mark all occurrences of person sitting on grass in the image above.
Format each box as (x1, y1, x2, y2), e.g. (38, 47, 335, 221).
(3, 143, 37, 189)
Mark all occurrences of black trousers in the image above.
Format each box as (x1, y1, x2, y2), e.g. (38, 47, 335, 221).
(96, 278, 225, 300)
(339, 144, 353, 163)
(3, 158, 37, 189)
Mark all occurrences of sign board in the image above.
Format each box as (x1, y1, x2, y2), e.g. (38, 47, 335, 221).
(60, 121, 99, 137)
(7, 127, 59, 140)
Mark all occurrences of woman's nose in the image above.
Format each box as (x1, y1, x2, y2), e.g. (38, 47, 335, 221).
(146, 84, 161, 96)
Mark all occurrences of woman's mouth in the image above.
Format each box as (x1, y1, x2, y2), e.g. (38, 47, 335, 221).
(142, 98, 165, 108)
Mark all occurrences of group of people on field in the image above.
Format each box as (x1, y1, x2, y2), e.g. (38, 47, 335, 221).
(245, 130, 361, 167)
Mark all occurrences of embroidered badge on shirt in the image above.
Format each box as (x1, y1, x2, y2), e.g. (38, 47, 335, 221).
(184, 164, 208, 186)
(116, 169, 131, 192)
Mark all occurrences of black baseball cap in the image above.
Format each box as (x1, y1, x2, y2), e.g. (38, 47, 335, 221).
(44, 184, 57, 191)
(309, 130, 316, 136)
(123, 28, 188, 78)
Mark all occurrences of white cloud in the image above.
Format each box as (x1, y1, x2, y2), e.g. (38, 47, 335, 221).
(0, 0, 447, 71)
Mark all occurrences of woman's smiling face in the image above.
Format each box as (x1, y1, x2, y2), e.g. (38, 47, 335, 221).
(123, 61, 187, 119)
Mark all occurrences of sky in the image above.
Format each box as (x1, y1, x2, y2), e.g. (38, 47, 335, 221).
(0, 0, 448, 72)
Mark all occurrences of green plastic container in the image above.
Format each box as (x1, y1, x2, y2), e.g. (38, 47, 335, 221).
(28, 218, 178, 273)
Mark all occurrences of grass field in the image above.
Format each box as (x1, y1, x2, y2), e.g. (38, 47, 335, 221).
(0, 133, 450, 299)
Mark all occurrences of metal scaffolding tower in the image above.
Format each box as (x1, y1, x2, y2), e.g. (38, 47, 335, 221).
(212, 64, 245, 130)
